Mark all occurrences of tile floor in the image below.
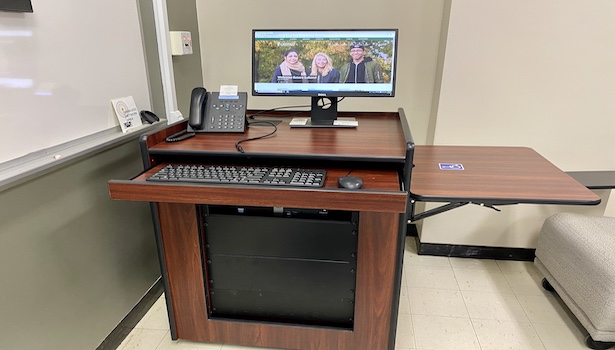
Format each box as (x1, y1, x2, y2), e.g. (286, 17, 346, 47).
(117, 237, 591, 350)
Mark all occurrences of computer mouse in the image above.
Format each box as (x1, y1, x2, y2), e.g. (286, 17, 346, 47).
(338, 175, 363, 189)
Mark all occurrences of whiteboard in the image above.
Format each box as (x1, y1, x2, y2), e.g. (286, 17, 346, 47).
(0, 0, 151, 164)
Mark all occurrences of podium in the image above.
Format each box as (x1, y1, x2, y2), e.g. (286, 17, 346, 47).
(109, 110, 413, 350)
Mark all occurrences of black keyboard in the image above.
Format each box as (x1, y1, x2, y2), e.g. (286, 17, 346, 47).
(147, 164, 326, 187)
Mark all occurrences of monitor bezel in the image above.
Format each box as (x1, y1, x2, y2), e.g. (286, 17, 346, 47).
(252, 29, 399, 99)
(0, 0, 33, 12)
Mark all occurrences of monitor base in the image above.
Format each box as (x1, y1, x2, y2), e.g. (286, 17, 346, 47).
(289, 117, 358, 128)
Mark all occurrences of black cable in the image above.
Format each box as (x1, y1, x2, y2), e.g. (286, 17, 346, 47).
(248, 104, 312, 119)
(235, 120, 278, 153)
(247, 98, 345, 120)
(238, 98, 347, 152)
(165, 130, 195, 142)
(341, 168, 360, 179)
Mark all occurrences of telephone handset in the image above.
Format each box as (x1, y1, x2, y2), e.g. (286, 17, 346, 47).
(187, 86, 208, 130)
(165, 87, 247, 142)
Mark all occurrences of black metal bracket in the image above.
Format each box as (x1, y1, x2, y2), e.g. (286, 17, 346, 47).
(409, 200, 512, 222)
(409, 201, 470, 222)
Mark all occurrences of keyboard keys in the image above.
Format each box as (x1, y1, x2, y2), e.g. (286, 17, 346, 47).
(147, 164, 326, 188)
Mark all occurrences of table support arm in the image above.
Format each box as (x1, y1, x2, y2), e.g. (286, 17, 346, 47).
(409, 201, 470, 222)
(409, 200, 518, 222)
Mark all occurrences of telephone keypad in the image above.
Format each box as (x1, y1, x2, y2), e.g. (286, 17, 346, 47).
(209, 114, 244, 130)
(205, 92, 247, 133)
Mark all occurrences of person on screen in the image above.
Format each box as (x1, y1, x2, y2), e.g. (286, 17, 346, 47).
(271, 49, 307, 83)
(339, 42, 384, 83)
(307, 52, 340, 83)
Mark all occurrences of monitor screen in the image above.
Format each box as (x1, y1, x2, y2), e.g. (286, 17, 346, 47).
(252, 29, 398, 99)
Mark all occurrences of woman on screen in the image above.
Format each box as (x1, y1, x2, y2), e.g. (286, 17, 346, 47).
(271, 49, 307, 83)
(307, 52, 340, 84)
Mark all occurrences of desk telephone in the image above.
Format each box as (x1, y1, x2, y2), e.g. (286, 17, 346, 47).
(166, 87, 248, 142)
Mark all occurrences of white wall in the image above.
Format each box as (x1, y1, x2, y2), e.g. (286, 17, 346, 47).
(195, 0, 446, 145)
(422, 0, 615, 248)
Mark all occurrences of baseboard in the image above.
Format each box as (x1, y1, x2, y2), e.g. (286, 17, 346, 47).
(415, 238, 535, 261)
(96, 277, 164, 350)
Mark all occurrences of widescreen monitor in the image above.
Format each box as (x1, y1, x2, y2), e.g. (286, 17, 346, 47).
(252, 29, 398, 125)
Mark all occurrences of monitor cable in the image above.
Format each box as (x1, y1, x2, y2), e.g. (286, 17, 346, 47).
(248, 104, 311, 120)
(237, 98, 347, 152)
(247, 98, 344, 120)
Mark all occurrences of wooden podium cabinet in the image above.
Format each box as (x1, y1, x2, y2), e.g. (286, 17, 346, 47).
(108, 110, 415, 350)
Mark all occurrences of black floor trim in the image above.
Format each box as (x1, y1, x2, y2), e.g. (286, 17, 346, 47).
(96, 277, 164, 350)
(415, 238, 535, 261)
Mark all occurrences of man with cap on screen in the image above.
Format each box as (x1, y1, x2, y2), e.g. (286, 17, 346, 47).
(338, 42, 385, 83)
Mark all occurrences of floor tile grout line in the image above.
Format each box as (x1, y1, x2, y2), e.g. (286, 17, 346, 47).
(453, 265, 485, 350)
(408, 303, 418, 350)
(512, 280, 560, 350)
(153, 330, 170, 350)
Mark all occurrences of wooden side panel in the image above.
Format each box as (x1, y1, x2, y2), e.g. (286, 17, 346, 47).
(353, 211, 400, 349)
(157, 203, 208, 339)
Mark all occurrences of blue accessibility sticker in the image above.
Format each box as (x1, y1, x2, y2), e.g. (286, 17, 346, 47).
(439, 163, 464, 170)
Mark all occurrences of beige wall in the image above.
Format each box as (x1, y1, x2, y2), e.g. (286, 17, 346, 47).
(421, 0, 615, 248)
(195, 0, 446, 145)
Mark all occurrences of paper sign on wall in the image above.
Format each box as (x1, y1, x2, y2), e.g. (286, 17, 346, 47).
(111, 96, 142, 133)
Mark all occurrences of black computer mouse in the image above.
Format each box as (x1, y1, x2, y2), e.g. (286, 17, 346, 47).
(338, 175, 363, 189)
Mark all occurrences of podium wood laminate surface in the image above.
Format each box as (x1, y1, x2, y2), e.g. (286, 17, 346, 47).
(145, 111, 407, 162)
(410, 146, 600, 205)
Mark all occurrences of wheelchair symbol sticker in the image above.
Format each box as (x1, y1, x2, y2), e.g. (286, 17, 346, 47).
(439, 163, 464, 170)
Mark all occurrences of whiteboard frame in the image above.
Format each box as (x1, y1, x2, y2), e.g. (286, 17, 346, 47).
(152, 0, 183, 123)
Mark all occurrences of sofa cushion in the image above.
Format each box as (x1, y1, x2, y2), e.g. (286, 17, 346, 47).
(535, 213, 615, 331)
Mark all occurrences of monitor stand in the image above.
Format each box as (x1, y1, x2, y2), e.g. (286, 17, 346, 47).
(289, 97, 357, 128)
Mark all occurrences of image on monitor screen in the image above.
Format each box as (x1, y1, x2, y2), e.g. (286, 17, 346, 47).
(252, 29, 398, 125)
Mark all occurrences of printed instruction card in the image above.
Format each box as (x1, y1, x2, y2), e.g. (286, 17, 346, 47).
(111, 96, 142, 133)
